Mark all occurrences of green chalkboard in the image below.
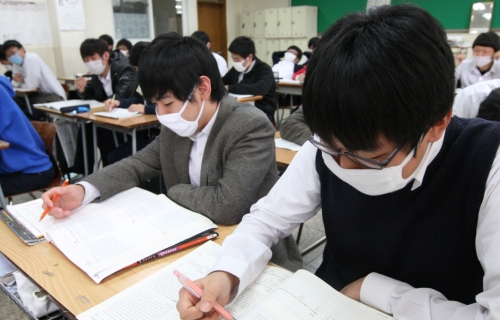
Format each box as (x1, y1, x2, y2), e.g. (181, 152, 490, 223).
(292, 0, 498, 33)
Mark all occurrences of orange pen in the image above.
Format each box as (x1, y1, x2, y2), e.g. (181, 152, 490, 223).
(174, 270, 235, 320)
(39, 179, 69, 222)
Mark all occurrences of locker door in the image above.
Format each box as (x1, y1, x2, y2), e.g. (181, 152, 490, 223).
(241, 12, 254, 37)
(266, 39, 281, 66)
(254, 39, 267, 60)
(265, 9, 278, 38)
(278, 8, 292, 38)
(254, 11, 266, 38)
(292, 6, 306, 38)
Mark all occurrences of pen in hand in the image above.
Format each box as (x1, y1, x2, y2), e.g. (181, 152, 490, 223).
(39, 179, 69, 222)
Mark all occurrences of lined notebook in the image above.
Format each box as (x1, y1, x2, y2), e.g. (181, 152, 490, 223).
(93, 109, 141, 119)
(77, 242, 395, 320)
(5, 188, 217, 283)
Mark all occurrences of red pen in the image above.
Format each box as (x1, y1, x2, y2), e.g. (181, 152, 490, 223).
(174, 270, 235, 320)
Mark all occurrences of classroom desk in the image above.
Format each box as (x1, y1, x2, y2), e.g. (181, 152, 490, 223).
(57, 76, 76, 85)
(0, 221, 237, 318)
(276, 81, 303, 96)
(0, 140, 9, 210)
(74, 110, 160, 172)
(235, 95, 263, 104)
(15, 88, 38, 116)
(275, 132, 297, 167)
(34, 105, 91, 176)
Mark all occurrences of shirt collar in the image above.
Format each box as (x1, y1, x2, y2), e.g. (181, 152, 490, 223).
(99, 68, 111, 82)
(189, 102, 220, 141)
(244, 60, 256, 74)
(410, 128, 446, 190)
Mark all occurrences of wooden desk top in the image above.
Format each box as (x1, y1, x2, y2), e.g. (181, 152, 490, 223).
(236, 95, 263, 103)
(74, 108, 159, 129)
(277, 81, 303, 88)
(0, 140, 10, 150)
(0, 221, 236, 316)
(15, 88, 38, 95)
(275, 132, 297, 167)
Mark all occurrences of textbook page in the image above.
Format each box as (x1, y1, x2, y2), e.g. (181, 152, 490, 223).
(93, 109, 141, 119)
(240, 269, 394, 320)
(45, 193, 217, 283)
(33, 99, 103, 110)
(6, 188, 156, 239)
(77, 241, 222, 320)
(275, 138, 302, 151)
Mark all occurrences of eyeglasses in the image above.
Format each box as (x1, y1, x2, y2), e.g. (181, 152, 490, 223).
(308, 134, 403, 170)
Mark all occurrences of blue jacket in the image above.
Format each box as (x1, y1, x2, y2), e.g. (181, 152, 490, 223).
(0, 76, 52, 174)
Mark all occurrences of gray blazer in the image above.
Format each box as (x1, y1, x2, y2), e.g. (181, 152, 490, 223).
(83, 96, 302, 271)
(280, 105, 310, 146)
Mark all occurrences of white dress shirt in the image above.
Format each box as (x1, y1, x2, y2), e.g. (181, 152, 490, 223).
(453, 79, 500, 118)
(99, 69, 113, 97)
(212, 52, 228, 77)
(237, 60, 256, 83)
(211, 129, 500, 319)
(455, 58, 500, 88)
(272, 60, 295, 80)
(11, 52, 66, 100)
(79, 103, 221, 203)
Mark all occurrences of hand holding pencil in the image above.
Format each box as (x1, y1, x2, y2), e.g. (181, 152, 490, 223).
(40, 181, 85, 220)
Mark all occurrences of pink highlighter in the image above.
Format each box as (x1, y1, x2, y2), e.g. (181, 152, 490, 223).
(174, 270, 235, 320)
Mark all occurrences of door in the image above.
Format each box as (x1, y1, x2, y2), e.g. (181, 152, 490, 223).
(197, 0, 227, 60)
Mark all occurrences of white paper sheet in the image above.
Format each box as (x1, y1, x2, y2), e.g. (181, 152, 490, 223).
(275, 138, 302, 151)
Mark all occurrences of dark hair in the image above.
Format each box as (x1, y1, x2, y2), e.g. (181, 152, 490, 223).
(2, 40, 22, 53)
(228, 36, 255, 60)
(98, 34, 114, 47)
(116, 38, 133, 51)
(308, 37, 320, 49)
(138, 32, 225, 103)
(287, 45, 303, 61)
(473, 32, 500, 52)
(303, 4, 455, 153)
(191, 31, 210, 45)
(0, 45, 6, 60)
(477, 88, 500, 122)
(80, 39, 109, 59)
(129, 41, 149, 67)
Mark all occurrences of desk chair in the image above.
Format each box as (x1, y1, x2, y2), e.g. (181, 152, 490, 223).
(6, 122, 63, 203)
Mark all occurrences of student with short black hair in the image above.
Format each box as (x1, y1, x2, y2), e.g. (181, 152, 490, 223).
(191, 31, 228, 77)
(116, 38, 132, 57)
(177, 5, 500, 320)
(42, 32, 302, 272)
(222, 36, 277, 123)
(308, 37, 320, 51)
(98, 34, 114, 51)
(455, 31, 500, 88)
(0, 45, 13, 80)
(477, 87, 500, 121)
(2, 39, 66, 118)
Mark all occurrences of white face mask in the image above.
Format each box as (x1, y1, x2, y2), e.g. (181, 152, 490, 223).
(85, 59, 106, 75)
(120, 50, 129, 57)
(233, 60, 247, 72)
(472, 55, 493, 68)
(284, 52, 297, 63)
(156, 95, 205, 137)
(322, 147, 421, 196)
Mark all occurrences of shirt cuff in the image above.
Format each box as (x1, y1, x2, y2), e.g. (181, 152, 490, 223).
(77, 181, 101, 205)
(360, 272, 404, 314)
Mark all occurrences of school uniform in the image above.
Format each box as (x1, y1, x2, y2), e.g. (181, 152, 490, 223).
(453, 79, 500, 118)
(0, 76, 54, 196)
(455, 58, 500, 88)
(280, 105, 309, 145)
(78, 96, 303, 271)
(212, 52, 228, 77)
(211, 116, 500, 319)
(222, 58, 277, 122)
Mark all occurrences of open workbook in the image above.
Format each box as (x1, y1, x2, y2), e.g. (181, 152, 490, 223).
(93, 108, 141, 119)
(4, 188, 217, 284)
(33, 99, 104, 112)
(77, 241, 394, 320)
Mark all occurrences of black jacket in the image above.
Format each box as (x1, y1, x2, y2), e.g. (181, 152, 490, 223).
(79, 51, 138, 102)
(222, 58, 276, 116)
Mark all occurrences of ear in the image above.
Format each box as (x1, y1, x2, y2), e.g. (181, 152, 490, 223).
(426, 109, 453, 143)
(207, 42, 212, 50)
(198, 76, 212, 101)
(247, 53, 254, 61)
(102, 51, 110, 63)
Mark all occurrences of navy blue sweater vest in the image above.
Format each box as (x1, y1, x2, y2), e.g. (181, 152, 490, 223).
(315, 117, 500, 304)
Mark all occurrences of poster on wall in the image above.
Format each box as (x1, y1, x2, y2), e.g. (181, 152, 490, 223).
(0, 1, 52, 45)
(56, 0, 86, 31)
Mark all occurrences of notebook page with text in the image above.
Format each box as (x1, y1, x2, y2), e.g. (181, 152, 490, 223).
(93, 109, 141, 119)
(240, 270, 394, 320)
(76, 241, 222, 320)
(6, 188, 156, 239)
(46, 194, 217, 282)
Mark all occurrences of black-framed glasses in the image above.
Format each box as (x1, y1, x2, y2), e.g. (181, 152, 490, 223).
(308, 134, 403, 170)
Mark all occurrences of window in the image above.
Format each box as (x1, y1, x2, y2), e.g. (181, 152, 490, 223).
(112, 0, 153, 40)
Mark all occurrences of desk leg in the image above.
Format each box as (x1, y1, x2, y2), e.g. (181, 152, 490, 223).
(81, 121, 89, 176)
(132, 128, 137, 154)
(93, 124, 98, 172)
(23, 94, 33, 116)
(0, 184, 6, 210)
